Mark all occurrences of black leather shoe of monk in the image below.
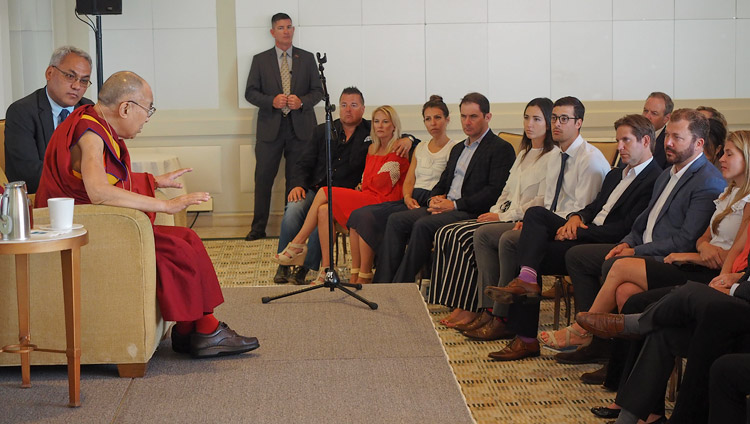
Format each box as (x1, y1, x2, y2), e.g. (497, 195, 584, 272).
(170, 329, 191, 354)
(190, 322, 260, 358)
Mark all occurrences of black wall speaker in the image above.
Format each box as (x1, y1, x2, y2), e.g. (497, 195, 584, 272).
(75, 0, 122, 15)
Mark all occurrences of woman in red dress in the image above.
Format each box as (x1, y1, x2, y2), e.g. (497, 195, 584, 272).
(274, 105, 410, 283)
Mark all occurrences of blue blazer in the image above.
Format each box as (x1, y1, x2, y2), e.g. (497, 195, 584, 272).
(621, 154, 726, 257)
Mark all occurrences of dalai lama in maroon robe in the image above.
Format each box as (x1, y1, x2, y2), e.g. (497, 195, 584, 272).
(35, 71, 259, 358)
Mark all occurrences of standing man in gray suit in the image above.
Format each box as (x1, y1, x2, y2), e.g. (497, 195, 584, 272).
(244, 12, 323, 241)
(4, 45, 93, 193)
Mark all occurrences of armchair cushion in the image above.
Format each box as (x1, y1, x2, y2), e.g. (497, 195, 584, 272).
(0, 204, 169, 368)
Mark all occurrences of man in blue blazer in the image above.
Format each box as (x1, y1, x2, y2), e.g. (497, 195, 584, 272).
(4, 46, 93, 193)
(244, 12, 323, 240)
(566, 108, 726, 322)
(373, 92, 516, 284)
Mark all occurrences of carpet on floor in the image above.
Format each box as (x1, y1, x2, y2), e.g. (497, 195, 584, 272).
(0, 285, 473, 424)
(205, 237, 673, 424)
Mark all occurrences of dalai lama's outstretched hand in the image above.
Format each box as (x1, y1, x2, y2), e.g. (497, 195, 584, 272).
(164, 192, 211, 214)
(155, 168, 192, 189)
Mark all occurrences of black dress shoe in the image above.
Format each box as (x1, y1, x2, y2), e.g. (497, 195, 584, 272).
(273, 265, 291, 284)
(581, 364, 608, 385)
(591, 406, 620, 419)
(170, 329, 191, 354)
(245, 231, 266, 241)
(290, 266, 309, 285)
(190, 322, 260, 358)
(555, 337, 611, 364)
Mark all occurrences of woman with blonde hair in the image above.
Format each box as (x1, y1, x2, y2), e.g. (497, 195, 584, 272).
(541, 130, 750, 349)
(275, 106, 410, 283)
(346, 95, 458, 284)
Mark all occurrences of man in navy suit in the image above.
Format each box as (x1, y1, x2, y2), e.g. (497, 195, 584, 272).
(373, 92, 516, 284)
(476, 114, 661, 359)
(560, 109, 726, 364)
(244, 12, 323, 241)
(4, 46, 93, 193)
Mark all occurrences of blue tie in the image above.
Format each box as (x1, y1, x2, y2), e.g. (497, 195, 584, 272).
(59, 108, 70, 126)
(550, 153, 569, 212)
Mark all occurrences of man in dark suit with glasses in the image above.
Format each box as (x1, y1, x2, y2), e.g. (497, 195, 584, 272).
(4, 45, 93, 193)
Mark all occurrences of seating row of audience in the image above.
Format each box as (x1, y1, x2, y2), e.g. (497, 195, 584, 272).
(269, 86, 749, 423)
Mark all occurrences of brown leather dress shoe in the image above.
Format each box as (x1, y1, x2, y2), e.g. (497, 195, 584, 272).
(455, 310, 492, 332)
(555, 337, 612, 364)
(581, 364, 608, 385)
(488, 336, 540, 361)
(462, 317, 515, 341)
(484, 278, 541, 304)
(190, 322, 260, 358)
(575, 312, 636, 340)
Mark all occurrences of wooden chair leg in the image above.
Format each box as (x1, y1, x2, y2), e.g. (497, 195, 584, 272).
(117, 363, 148, 378)
(553, 276, 563, 330)
(333, 232, 340, 266)
(563, 278, 572, 327)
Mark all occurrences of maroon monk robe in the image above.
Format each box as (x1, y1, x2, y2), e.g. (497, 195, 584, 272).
(36, 105, 223, 322)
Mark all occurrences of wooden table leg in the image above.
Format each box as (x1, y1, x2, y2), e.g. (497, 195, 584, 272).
(14, 253, 31, 388)
(61, 247, 82, 407)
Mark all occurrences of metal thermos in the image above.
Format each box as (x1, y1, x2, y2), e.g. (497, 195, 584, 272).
(0, 181, 32, 240)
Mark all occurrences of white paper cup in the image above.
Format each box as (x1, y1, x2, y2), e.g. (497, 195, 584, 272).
(48, 197, 75, 230)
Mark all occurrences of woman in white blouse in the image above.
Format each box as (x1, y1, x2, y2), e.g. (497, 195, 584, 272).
(541, 130, 750, 349)
(430, 98, 559, 327)
(347, 95, 458, 284)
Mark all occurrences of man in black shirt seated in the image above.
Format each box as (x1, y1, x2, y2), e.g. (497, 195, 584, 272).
(273, 87, 414, 284)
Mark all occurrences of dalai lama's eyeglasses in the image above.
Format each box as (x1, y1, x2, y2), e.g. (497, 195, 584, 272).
(127, 100, 157, 118)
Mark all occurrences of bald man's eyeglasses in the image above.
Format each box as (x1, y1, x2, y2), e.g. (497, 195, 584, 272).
(127, 100, 157, 118)
(52, 65, 92, 88)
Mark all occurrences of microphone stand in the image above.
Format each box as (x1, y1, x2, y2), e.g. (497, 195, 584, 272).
(262, 53, 378, 310)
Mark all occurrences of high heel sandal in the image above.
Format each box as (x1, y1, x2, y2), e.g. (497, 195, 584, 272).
(538, 325, 592, 352)
(356, 271, 373, 284)
(274, 243, 307, 266)
(312, 269, 327, 285)
(349, 268, 360, 283)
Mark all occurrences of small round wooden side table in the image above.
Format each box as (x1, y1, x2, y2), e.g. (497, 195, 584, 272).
(0, 228, 89, 407)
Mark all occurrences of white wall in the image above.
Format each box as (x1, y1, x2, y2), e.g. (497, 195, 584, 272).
(5, 0, 53, 104)
(0, 0, 13, 118)
(234, 0, 750, 107)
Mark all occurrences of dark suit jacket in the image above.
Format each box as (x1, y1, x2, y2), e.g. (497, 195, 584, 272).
(244, 46, 323, 143)
(429, 130, 515, 214)
(621, 154, 726, 257)
(4, 87, 93, 193)
(652, 128, 667, 169)
(573, 159, 662, 243)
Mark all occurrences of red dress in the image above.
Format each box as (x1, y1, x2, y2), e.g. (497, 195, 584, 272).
(35, 105, 223, 322)
(327, 152, 410, 226)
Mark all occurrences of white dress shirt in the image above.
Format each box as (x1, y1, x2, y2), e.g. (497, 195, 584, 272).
(490, 146, 560, 222)
(543, 134, 611, 218)
(591, 157, 653, 226)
